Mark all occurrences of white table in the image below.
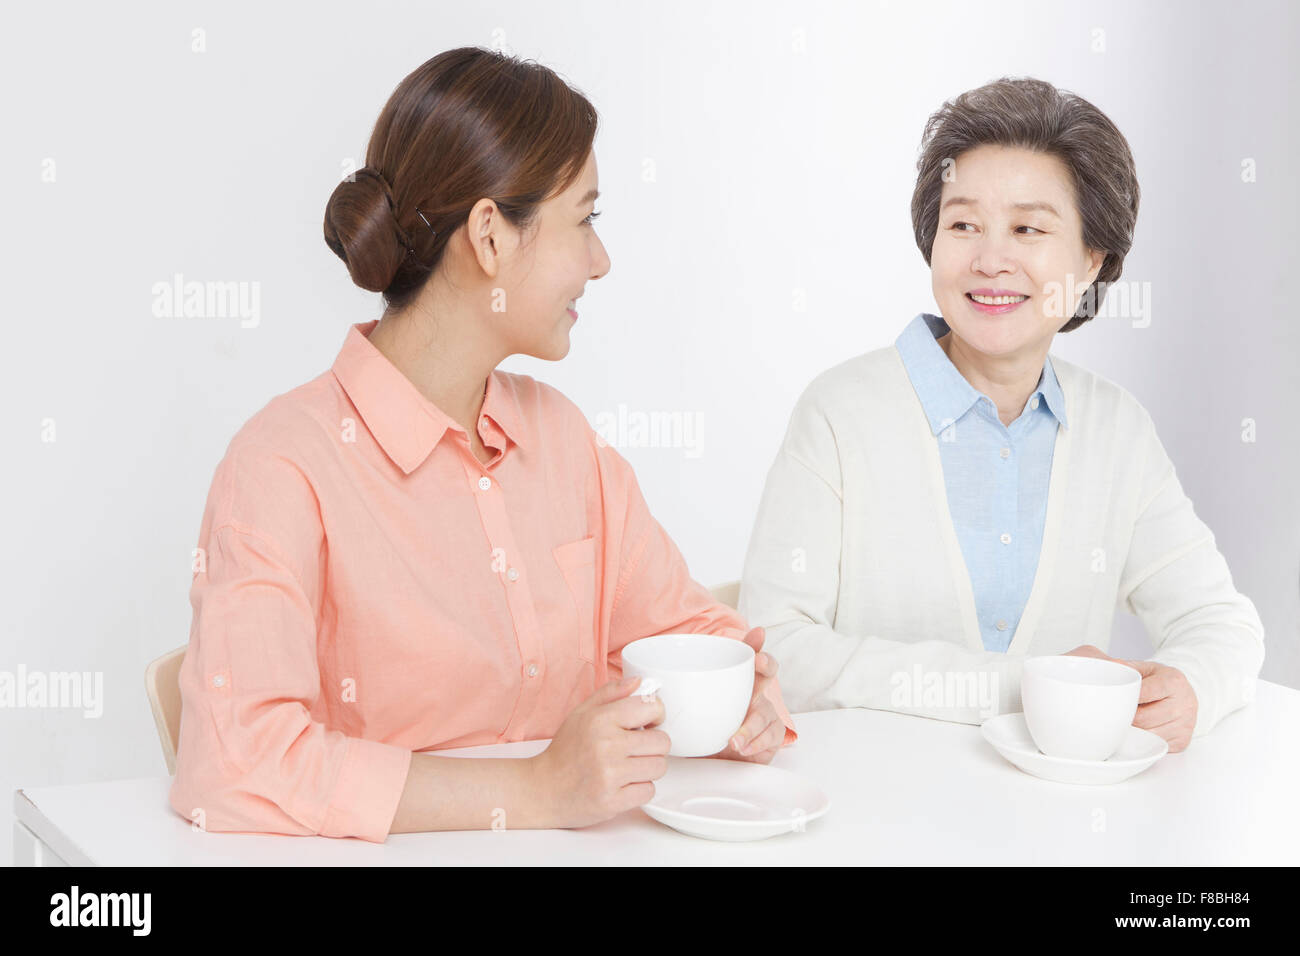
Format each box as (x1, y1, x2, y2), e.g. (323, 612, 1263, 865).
(13, 680, 1300, 865)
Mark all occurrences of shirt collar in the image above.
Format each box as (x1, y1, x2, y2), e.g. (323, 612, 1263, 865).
(331, 320, 526, 475)
(1035, 344, 1068, 429)
(894, 313, 1068, 434)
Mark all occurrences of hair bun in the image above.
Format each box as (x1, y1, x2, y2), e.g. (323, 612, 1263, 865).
(323, 166, 413, 293)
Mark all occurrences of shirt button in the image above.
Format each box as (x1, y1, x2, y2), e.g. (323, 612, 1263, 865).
(996, 620, 1008, 631)
(506, 567, 519, 581)
(1000, 447, 1010, 459)
(1030, 397, 1040, 410)
(477, 476, 491, 491)
(526, 663, 538, 678)
(212, 675, 225, 687)
(1000, 532, 1011, 544)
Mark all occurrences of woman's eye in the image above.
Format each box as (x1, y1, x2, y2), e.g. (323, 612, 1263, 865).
(1017, 226, 1042, 235)
(951, 221, 974, 231)
(583, 210, 602, 225)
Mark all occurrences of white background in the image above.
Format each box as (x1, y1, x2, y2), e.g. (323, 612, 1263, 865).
(3, 0, 1297, 865)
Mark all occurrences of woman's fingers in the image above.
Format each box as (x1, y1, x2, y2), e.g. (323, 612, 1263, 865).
(731, 697, 780, 755)
(756, 651, 779, 677)
(1133, 696, 1180, 729)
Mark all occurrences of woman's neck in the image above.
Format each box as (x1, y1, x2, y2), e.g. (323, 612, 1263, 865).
(367, 302, 499, 436)
(937, 330, 1045, 428)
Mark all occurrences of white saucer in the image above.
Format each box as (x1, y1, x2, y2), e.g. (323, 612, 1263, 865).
(641, 757, 830, 841)
(981, 712, 1168, 785)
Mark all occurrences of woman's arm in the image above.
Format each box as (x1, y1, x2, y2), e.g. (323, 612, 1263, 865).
(594, 436, 798, 747)
(1117, 407, 1266, 737)
(739, 383, 1025, 725)
(170, 520, 414, 842)
(387, 751, 546, 832)
(391, 673, 670, 832)
(171, 447, 558, 841)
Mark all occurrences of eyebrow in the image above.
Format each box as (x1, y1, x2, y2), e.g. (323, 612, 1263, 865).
(577, 189, 600, 205)
(940, 196, 1061, 217)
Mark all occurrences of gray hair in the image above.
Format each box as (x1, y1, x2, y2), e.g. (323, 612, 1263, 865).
(910, 77, 1140, 332)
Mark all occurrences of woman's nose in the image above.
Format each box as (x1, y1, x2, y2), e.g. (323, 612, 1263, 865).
(970, 234, 1018, 276)
(591, 236, 611, 280)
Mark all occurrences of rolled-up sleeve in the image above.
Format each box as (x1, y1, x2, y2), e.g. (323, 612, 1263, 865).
(169, 448, 412, 843)
(1119, 408, 1266, 738)
(598, 437, 798, 747)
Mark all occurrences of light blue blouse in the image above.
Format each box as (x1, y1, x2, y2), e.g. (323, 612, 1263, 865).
(894, 313, 1066, 653)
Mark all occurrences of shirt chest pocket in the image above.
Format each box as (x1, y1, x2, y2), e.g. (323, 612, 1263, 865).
(552, 536, 597, 664)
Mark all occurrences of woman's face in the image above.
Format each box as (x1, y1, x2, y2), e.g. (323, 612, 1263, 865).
(929, 144, 1105, 362)
(494, 148, 610, 361)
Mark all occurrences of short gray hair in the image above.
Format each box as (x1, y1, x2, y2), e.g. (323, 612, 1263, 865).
(910, 77, 1140, 332)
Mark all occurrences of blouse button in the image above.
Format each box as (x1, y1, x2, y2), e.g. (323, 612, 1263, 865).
(1000, 532, 1011, 544)
(1030, 397, 1040, 410)
(212, 675, 225, 688)
(477, 476, 491, 491)
(506, 567, 519, 581)
(996, 620, 1008, 631)
(526, 663, 538, 678)
(1000, 447, 1010, 459)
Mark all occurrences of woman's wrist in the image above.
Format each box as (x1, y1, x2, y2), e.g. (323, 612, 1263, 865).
(517, 752, 558, 829)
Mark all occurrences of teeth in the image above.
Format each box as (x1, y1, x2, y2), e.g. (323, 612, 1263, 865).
(970, 294, 1028, 305)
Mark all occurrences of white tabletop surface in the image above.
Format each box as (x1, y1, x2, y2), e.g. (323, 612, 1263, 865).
(14, 680, 1300, 865)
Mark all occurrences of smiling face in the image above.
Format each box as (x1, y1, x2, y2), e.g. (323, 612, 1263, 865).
(491, 148, 611, 361)
(930, 144, 1105, 362)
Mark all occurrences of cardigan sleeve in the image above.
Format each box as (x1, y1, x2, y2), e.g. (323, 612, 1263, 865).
(1116, 407, 1265, 738)
(739, 384, 1027, 725)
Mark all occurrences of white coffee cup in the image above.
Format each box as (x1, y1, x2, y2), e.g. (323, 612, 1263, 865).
(1020, 655, 1141, 761)
(621, 633, 755, 757)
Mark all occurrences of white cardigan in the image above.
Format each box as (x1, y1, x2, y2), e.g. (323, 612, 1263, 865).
(738, 342, 1265, 737)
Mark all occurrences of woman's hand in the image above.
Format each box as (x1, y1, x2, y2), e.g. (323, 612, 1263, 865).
(710, 627, 786, 765)
(1062, 646, 1198, 753)
(531, 676, 671, 828)
(1123, 659, 1198, 753)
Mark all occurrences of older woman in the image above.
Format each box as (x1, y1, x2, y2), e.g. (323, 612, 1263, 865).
(738, 77, 1264, 754)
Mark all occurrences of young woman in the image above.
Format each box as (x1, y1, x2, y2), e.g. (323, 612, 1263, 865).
(169, 47, 796, 843)
(739, 77, 1264, 754)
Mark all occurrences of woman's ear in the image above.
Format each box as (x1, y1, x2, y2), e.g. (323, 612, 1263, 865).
(1085, 247, 1107, 287)
(465, 197, 506, 279)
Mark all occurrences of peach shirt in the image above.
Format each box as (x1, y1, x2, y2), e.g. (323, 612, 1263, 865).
(169, 319, 797, 843)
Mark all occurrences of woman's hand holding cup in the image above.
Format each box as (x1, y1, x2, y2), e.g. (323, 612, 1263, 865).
(531, 676, 670, 828)
(1063, 645, 1198, 753)
(709, 626, 785, 765)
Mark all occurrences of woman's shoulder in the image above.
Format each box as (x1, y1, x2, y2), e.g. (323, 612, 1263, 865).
(205, 373, 342, 511)
(489, 368, 597, 444)
(191, 374, 341, 559)
(1047, 353, 1155, 435)
(223, 372, 341, 460)
(232, 366, 593, 463)
(793, 345, 911, 416)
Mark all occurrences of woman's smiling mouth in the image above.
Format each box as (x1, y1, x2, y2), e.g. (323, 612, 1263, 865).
(966, 289, 1030, 314)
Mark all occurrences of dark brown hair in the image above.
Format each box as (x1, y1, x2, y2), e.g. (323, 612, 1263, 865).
(910, 77, 1140, 332)
(324, 47, 598, 314)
